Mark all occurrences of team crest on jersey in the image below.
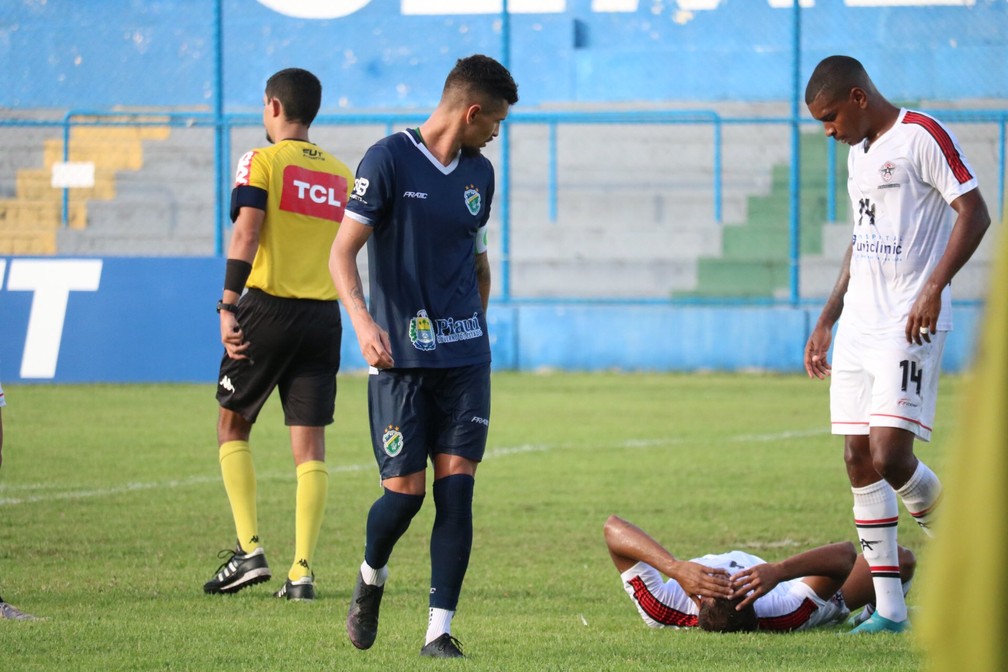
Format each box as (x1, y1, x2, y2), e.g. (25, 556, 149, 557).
(409, 309, 437, 351)
(382, 425, 404, 457)
(879, 161, 897, 182)
(464, 184, 482, 216)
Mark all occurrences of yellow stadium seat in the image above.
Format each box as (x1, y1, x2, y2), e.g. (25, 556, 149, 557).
(6, 124, 170, 253)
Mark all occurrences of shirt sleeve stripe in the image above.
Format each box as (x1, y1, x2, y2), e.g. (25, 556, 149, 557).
(757, 597, 818, 632)
(902, 111, 974, 185)
(627, 576, 698, 627)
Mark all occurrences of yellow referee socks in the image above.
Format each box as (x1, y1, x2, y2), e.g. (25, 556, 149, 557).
(291, 460, 328, 581)
(218, 440, 260, 552)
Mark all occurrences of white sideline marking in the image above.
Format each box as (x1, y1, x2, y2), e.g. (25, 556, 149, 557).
(729, 428, 828, 443)
(0, 428, 825, 507)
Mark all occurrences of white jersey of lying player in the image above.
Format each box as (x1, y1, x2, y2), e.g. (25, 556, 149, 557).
(620, 550, 850, 632)
(843, 108, 978, 333)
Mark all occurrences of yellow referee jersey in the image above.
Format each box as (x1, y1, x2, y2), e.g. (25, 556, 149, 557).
(231, 139, 353, 300)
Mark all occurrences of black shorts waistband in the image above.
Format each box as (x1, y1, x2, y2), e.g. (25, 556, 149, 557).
(244, 287, 339, 309)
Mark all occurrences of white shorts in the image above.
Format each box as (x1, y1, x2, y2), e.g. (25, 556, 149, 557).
(830, 323, 946, 441)
(620, 559, 850, 632)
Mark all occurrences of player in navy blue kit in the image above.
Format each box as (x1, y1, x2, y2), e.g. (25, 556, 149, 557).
(330, 54, 518, 659)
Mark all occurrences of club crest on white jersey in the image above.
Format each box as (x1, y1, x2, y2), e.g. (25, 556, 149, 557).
(879, 161, 897, 183)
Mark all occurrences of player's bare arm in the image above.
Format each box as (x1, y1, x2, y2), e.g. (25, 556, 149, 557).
(475, 251, 491, 314)
(219, 207, 263, 360)
(603, 515, 731, 603)
(805, 243, 852, 379)
(905, 188, 991, 345)
(730, 541, 856, 610)
(329, 217, 395, 369)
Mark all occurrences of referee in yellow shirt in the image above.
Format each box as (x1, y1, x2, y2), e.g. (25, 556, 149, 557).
(203, 68, 353, 601)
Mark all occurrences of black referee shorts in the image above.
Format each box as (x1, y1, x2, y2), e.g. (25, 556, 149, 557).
(216, 288, 341, 426)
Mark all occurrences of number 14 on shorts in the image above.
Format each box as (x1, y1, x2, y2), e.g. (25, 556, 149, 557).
(899, 359, 923, 395)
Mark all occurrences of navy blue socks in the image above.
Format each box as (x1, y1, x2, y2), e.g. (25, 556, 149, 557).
(364, 487, 425, 569)
(429, 474, 475, 610)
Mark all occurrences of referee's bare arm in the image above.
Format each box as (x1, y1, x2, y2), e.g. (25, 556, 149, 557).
(219, 207, 263, 360)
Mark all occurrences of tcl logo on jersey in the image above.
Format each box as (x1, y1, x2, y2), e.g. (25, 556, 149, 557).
(234, 150, 256, 186)
(280, 165, 348, 222)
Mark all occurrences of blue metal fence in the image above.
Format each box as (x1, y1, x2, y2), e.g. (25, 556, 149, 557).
(3, 1, 1007, 305)
(2, 105, 1005, 305)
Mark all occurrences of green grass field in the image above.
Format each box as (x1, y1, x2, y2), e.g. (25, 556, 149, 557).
(0, 372, 957, 671)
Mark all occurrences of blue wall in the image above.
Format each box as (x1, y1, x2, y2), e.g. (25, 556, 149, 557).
(3, 1, 1006, 109)
(0, 257, 981, 383)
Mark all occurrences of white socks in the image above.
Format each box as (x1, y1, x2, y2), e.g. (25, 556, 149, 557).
(360, 560, 388, 587)
(426, 607, 454, 644)
(360, 561, 455, 645)
(895, 461, 942, 537)
(852, 479, 907, 623)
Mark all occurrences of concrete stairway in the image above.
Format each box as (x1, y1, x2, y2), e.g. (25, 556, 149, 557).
(57, 126, 212, 255)
(1, 123, 168, 255)
(3, 105, 999, 303)
(500, 118, 789, 298)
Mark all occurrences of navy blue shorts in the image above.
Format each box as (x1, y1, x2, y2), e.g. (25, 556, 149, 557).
(216, 288, 341, 425)
(367, 363, 491, 479)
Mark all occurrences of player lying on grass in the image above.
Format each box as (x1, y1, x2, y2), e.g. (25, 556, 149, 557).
(604, 515, 914, 632)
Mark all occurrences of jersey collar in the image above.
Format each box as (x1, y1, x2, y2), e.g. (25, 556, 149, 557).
(404, 129, 460, 175)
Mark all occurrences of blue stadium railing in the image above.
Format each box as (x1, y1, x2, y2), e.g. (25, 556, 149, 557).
(2, 107, 1005, 305)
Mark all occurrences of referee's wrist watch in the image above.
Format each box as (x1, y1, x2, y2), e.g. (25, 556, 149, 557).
(216, 300, 239, 314)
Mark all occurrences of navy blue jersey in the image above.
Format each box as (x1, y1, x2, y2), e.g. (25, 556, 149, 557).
(346, 129, 494, 368)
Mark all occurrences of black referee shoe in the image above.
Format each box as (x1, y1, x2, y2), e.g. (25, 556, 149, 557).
(275, 575, 316, 601)
(347, 571, 384, 649)
(420, 633, 465, 658)
(203, 545, 272, 594)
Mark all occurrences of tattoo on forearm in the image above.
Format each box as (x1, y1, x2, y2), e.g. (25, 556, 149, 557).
(350, 285, 367, 313)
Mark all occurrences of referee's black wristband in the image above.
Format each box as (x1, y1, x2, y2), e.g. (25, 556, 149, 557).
(224, 258, 252, 294)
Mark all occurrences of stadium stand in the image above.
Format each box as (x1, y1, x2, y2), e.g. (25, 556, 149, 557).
(2, 105, 1001, 302)
(1, 121, 169, 255)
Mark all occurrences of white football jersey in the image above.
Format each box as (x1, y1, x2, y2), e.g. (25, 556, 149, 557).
(621, 552, 850, 632)
(0, 380, 5, 408)
(842, 108, 978, 332)
(690, 551, 849, 630)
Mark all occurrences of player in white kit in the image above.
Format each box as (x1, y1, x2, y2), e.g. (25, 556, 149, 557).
(803, 56, 991, 633)
(604, 515, 915, 633)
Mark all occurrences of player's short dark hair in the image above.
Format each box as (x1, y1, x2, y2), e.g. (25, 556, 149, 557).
(265, 68, 322, 127)
(697, 597, 758, 633)
(804, 55, 870, 106)
(443, 54, 519, 107)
